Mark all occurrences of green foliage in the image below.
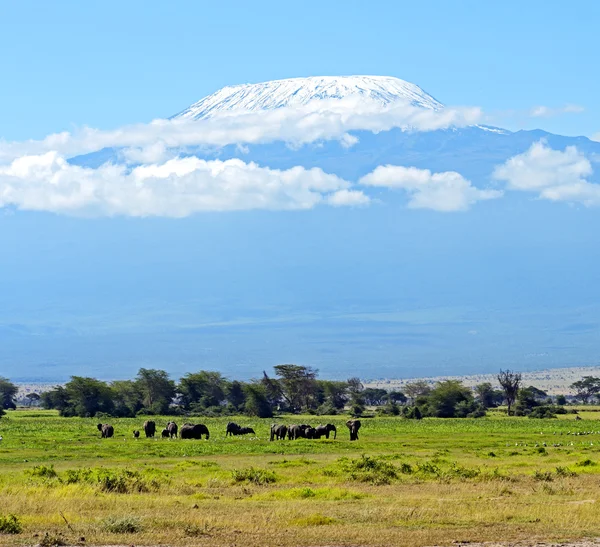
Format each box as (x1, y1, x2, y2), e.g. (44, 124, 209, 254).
(0, 514, 22, 534)
(497, 369, 522, 415)
(136, 368, 175, 415)
(425, 380, 482, 418)
(274, 364, 318, 412)
(473, 382, 504, 408)
(338, 455, 398, 485)
(570, 376, 600, 404)
(64, 467, 160, 493)
(0, 377, 17, 410)
(231, 467, 277, 485)
(293, 513, 337, 526)
(101, 516, 142, 534)
(243, 383, 273, 418)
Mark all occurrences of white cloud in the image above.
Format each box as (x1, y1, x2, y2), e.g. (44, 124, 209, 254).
(0, 153, 369, 217)
(359, 165, 502, 212)
(529, 104, 585, 118)
(327, 189, 371, 207)
(0, 98, 482, 164)
(493, 141, 600, 206)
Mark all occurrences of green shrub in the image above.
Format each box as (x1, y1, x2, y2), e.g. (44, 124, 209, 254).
(339, 455, 398, 485)
(231, 467, 276, 485)
(533, 470, 554, 482)
(101, 516, 142, 534)
(0, 514, 22, 534)
(26, 465, 58, 479)
(555, 466, 577, 477)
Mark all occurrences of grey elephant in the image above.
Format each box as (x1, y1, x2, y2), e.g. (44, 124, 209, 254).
(161, 428, 169, 438)
(97, 423, 114, 438)
(143, 420, 156, 438)
(314, 424, 337, 439)
(133, 430, 140, 438)
(288, 424, 311, 440)
(226, 422, 242, 436)
(180, 423, 210, 440)
(346, 419, 361, 441)
(238, 427, 255, 435)
(167, 421, 178, 438)
(270, 423, 287, 441)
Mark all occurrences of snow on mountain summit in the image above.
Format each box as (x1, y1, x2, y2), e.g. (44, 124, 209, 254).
(172, 75, 444, 120)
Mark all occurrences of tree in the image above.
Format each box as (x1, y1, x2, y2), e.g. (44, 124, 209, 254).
(319, 381, 348, 410)
(243, 383, 273, 418)
(25, 393, 41, 407)
(178, 371, 226, 410)
(41, 386, 69, 413)
(136, 368, 176, 414)
(497, 369, 522, 415)
(0, 377, 18, 410)
(403, 380, 431, 402)
(111, 380, 143, 417)
(387, 391, 407, 405)
(346, 377, 365, 416)
(261, 372, 283, 411)
(64, 377, 114, 417)
(556, 394, 567, 406)
(274, 364, 318, 412)
(225, 380, 246, 411)
(362, 388, 389, 406)
(570, 376, 600, 404)
(514, 386, 544, 416)
(473, 382, 504, 408)
(426, 380, 479, 418)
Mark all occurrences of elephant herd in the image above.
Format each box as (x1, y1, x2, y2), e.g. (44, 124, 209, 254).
(97, 419, 362, 441)
(270, 420, 361, 441)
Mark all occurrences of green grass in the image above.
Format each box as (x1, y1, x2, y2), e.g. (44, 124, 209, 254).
(2, 409, 600, 546)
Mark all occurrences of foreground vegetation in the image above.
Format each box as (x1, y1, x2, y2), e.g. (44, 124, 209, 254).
(2, 410, 600, 546)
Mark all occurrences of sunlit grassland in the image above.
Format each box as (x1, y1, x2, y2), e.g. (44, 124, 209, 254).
(2, 410, 600, 546)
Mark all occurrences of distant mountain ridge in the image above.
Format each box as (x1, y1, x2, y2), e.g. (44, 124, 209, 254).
(171, 75, 444, 120)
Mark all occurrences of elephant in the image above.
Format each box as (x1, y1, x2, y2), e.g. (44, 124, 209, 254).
(314, 424, 337, 439)
(143, 420, 156, 438)
(227, 422, 255, 436)
(180, 423, 210, 440)
(270, 423, 287, 441)
(133, 430, 140, 438)
(167, 421, 178, 438)
(304, 426, 317, 439)
(346, 419, 361, 441)
(226, 422, 242, 436)
(161, 428, 169, 438)
(97, 423, 114, 438)
(288, 424, 312, 440)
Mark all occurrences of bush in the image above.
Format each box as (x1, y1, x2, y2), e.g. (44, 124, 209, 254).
(101, 516, 142, 534)
(0, 514, 22, 534)
(64, 467, 159, 493)
(26, 464, 58, 479)
(528, 405, 564, 419)
(339, 455, 398, 485)
(316, 402, 338, 415)
(231, 467, 277, 485)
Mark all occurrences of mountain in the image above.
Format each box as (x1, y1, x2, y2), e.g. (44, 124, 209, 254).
(171, 75, 444, 120)
(17, 76, 600, 382)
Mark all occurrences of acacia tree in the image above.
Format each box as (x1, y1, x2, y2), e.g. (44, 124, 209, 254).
(0, 377, 18, 410)
(497, 369, 522, 415)
(570, 376, 600, 404)
(274, 364, 318, 412)
(136, 368, 175, 414)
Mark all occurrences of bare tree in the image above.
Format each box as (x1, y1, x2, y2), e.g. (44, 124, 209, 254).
(497, 369, 522, 415)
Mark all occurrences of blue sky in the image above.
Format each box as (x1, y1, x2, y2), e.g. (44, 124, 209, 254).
(1, 1, 600, 381)
(1, 0, 598, 140)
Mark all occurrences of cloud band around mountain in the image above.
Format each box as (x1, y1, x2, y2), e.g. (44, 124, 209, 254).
(0, 153, 369, 216)
(0, 98, 482, 163)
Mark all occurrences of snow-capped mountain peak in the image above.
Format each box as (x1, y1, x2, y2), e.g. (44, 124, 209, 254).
(172, 75, 444, 120)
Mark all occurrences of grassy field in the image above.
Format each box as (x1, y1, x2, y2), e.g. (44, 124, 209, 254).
(2, 410, 600, 546)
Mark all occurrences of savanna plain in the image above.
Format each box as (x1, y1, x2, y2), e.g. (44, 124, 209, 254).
(2, 410, 600, 547)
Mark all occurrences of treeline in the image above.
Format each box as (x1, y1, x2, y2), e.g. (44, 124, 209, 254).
(0, 368, 596, 421)
(37, 366, 381, 419)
